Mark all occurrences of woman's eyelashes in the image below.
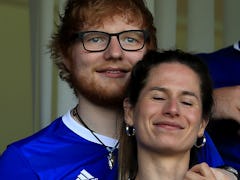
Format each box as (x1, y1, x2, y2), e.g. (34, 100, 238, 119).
(152, 93, 166, 101)
(181, 100, 193, 106)
(151, 94, 196, 107)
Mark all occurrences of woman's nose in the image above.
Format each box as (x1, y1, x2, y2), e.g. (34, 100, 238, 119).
(163, 99, 180, 117)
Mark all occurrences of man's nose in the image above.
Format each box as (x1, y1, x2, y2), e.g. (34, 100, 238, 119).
(103, 37, 123, 60)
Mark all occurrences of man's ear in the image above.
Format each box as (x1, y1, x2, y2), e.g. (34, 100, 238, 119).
(63, 58, 71, 71)
(123, 98, 134, 126)
(198, 118, 209, 137)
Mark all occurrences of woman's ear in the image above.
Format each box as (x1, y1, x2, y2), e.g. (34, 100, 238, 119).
(198, 118, 209, 137)
(123, 98, 134, 126)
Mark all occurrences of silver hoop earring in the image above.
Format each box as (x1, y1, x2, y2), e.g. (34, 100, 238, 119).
(194, 135, 206, 148)
(125, 125, 136, 136)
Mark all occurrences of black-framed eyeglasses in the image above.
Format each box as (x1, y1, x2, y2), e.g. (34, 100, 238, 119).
(72, 30, 149, 52)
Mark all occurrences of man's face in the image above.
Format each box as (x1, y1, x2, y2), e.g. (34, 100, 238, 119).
(65, 15, 147, 107)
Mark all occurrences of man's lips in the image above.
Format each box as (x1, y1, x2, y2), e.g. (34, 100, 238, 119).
(96, 67, 129, 78)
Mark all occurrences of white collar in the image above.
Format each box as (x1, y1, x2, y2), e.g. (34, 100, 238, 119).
(233, 41, 240, 51)
(62, 110, 118, 148)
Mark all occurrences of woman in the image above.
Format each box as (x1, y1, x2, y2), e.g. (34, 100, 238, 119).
(119, 50, 216, 180)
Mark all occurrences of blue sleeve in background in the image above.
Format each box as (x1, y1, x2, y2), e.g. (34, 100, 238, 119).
(197, 41, 240, 171)
(197, 41, 240, 88)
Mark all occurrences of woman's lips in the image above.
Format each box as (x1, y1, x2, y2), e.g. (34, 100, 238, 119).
(153, 121, 184, 130)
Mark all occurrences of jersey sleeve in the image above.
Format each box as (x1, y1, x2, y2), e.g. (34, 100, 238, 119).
(0, 145, 38, 179)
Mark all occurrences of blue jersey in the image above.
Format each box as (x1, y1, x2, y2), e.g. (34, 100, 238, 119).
(197, 41, 240, 171)
(0, 111, 118, 180)
(0, 111, 224, 179)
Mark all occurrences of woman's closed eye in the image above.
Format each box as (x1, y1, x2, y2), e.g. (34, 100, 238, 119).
(180, 97, 197, 106)
(181, 101, 193, 106)
(152, 96, 166, 101)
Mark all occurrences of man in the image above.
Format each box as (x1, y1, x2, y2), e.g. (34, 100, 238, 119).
(0, 0, 237, 179)
(0, 1, 156, 179)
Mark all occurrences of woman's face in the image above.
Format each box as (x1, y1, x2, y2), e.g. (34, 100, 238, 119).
(124, 62, 207, 154)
